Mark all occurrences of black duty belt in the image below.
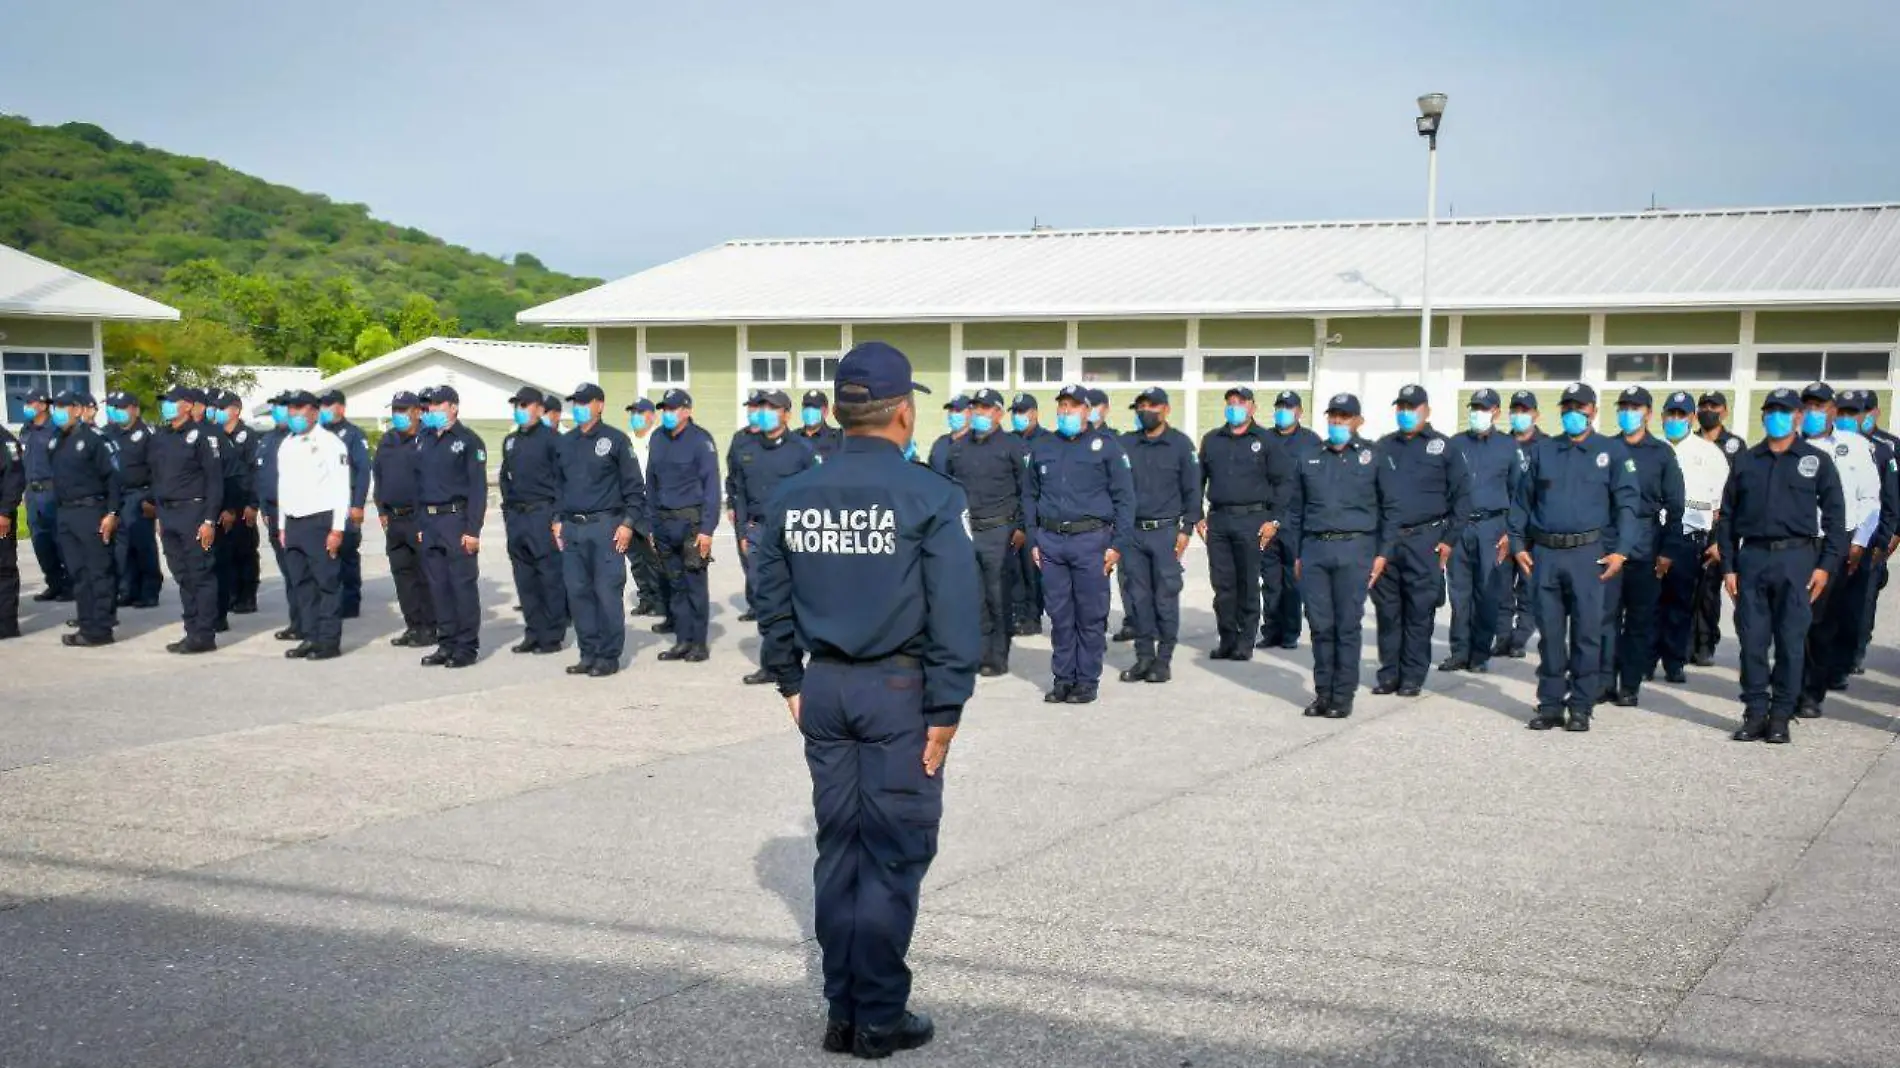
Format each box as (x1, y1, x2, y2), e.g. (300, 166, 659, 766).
(1136, 516, 1180, 531)
(1467, 508, 1507, 522)
(1039, 517, 1105, 534)
(969, 513, 1017, 532)
(1211, 502, 1269, 516)
(27, 480, 53, 492)
(504, 500, 553, 513)
(124, 484, 152, 493)
(1744, 537, 1819, 552)
(1398, 516, 1450, 537)
(1312, 531, 1371, 542)
(423, 501, 465, 516)
(383, 505, 417, 517)
(657, 506, 701, 521)
(812, 652, 921, 670)
(1529, 529, 1601, 550)
(158, 497, 205, 508)
(562, 510, 616, 524)
(60, 495, 106, 507)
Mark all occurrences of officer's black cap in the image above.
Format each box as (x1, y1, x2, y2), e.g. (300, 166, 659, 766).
(1560, 382, 1597, 407)
(1468, 388, 1501, 410)
(760, 389, 792, 410)
(1131, 386, 1170, 408)
(1273, 390, 1302, 409)
(801, 389, 828, 409)
(1800, 381, 1834, 404)
(1055, 383, 1091, 404)
(282, 389, 320, 408)
(744, 388, 767, 407)
(1323, 392, 1362, 417)
(1836, 389, 1868, 414)
(508, 386, 545, 407)
(23, 387, 50, 404)
(1698, 391, 1728, 408)
(430, 385, 461, 404)
(105, 390, 134, 407)
(1010, 392, 1038, 413)
(1616, 385, 1654, 408)
(1662, 391, 1696, 414)
(56, 389, 97, 407)
(214, 390, 240, 409)
(970, 387, 1006, 408)
(1509, 390, 1539, 411)
(942, 393, 972, 411)
(1084, 388, 1108, 408)
(625, 397, 656, 413)
(316, 388, 345, 406)
(658, 388, 693, 409)
(390, 391, 423, 409)
(835, 342, 929, 403)
(542, 392, 561, 411)
(1223, 385, 1254, 402)
(1761, 388, 1800, 412)
(162, 384, 197, 403)
(566, 382, 606, 404)
(1394, 384, 1428, 407)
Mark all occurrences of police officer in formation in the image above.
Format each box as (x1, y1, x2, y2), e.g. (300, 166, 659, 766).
(555, 382, 647, 677)
(1198, 386, 1291, 661)
(147, 385, 224, 654)
(19, 389, 69, 602)
(1008, 392, 1048, 636)
(1494, 391, 1545, 659)
(731, 389, 818, 683)
(500, 386, 569, 656)
(1511, 383, 1639, 731)
(648, 388, 721, 662)
(796, 389, 844, 459)
(414, 386, 488, 668)
(1599, 386, 1684, 707)
(1118, 387, 1200, 684)
(1720, 388, 1845, 743)
(727, 389, 764, 621)
(1283, 393, 1382, 717)
(207, 389, 261, 627)
(1260, 390, 1320, 650)
(0, 417, 24, 639)
(373, 391, 437, 648)
(274, 391, 350, 660)
(316, 389, 371, 619)
(623, 397, 665, 617)
(1851, 393, 1900, 676)
(1796, 383, 1883, 719)
(1442, 388, 1517, 674)
(1691, 391, 1746, 664)
(1653, 392, 1728, 683)
(257, 393, 297, 641)
(1372, 385, 1470, 696)
(928, 393, 971, 472)
(47, 391, 122, 648)
(939, 387, 1029, 679)
(1024, 383, 1134, 704)
(103, 391, 163, 609)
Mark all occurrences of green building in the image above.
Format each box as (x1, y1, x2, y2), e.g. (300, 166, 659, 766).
(2, 242, 179, 423)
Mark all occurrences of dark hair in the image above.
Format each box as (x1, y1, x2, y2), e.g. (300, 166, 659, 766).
(835, 393, 910, 430)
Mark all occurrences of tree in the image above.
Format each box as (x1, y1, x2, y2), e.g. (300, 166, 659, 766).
(514, 252, 545, 271)
(394, 293, 455, 344)
(211, 204, 270, 241)
(316, 350, 357, 377)
(104, 319, 258, 403)
(354, 323, 398, 362)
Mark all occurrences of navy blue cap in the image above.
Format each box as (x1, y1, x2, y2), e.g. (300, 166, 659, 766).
(1509, 390, 1539, 411)
(760, 389, 792, 409)
(1616, 385, 1654, 408)
(162, 384, 197, 403)
(56, 389, 97, 407)
(1836, 389, 1868, 413)
(625, 397, 656, 413)
(213, 390, 239, 409)
(801, 389, 828, 409)
(835, 342, 929, 403)
(1394, 384, 1428, 407)
(430, 385, 461, 404)
(105, 390, 135, 407)
(1560, 382, 1597, 407)
(566, 382, 606, 404)
(23, 387, 50, 404)
(744, 388, 767, 407)
(508, 386, 545, 407)
(1010, 392, 1038, 412)
(283, 389, 320, 408)
(316, 388, 345, 406)
(659, 388, 693, 408)
(1468, 388, 1501, 410)
(1800, 381, 1834, 404)
(1131, 386, 1170, 408)
(942, 393, 972, 411)
(1223, 385, 1255, 401)
(970, 387, 1006, 408)
(1662, 391, 1696, 413)
(542, 393, 561, 411)
(1055, 383, 1091, 404)
(1273, 390, 1302, 409)
(1698, 391, 1728, 408)
(1323, 392, 1362, 417)
(390, 391, 422, 409)
(1084, 387, 1108, 408)
(1762, 388, 1800, 412)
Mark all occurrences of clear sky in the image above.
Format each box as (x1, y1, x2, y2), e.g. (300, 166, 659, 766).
(5, 0, 1895, 281)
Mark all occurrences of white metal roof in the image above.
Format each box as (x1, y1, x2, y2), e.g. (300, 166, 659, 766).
(0, 243, 180, 322)
(316, 336, 589, 397)
(519, 203, 1900, 326)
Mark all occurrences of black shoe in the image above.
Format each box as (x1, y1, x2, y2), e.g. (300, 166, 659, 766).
(1466, 661, 1489, 674)
(978, 664, 1006, 677)
(32, 589, 60, 602)
(285, 642, 315, 659)
(340, 607, 360, 620)
(275, 628, 302, 642)
(1437, 657, 1469, 672)
(232, 601, 257, 615)
(1690, 653, 1715, 667)
(632, 600, 661, 617)
(420, 650, 452, 666)
(651, 620, 676, 635)
(1564, 715, 1592, 732)
(511, 639, 539, 654)
(1254, 635, 1273, 649)
(1664, 667, 1688, 684)
(657, 643, 690, 661)
(1112, 624, 1135, 643)
(1371, 681, 1400, 695)
(1765, 724, 1792, 744)
(307, 646, 342, 661)
(743, 667, 776, 685)
(1794, 699, 1823, 720)
(533, 642, 562, 655)
(566, 661, 594, 675)
(167, 638, 216, 655)
(822, 1019, 854, 1054)
(1732, 717, 1768, 742)
(1506, 646, 1527, 659)
(588, 661, 618, 677)
(1279, 639, 1299, 650)
(1144, 661, 1171, 683)
(444, 653, 476, 668)
(1044, 682, 1072, 703)
(133, 599, 161, 609)
(1119, 659, 1154, 683)
(682, 643, 710, 662)
(1850, 665, 1866, 677)
(117, 595, 136, 608)
(1827, 678, 1849, 692)
(1064, 687, 1098, 704)
(1527, 711, 1564, 731)
(1613, 690, 1640, 708)
(1303, 699, 1328, 717)
(213, 619, 229, 633)
(1396, 686, 1422, 698)
(0, 629, 19, 641)
(390, 630, 420, 648)
(1323, 703, 1352, 719)
(1012, 622, 1042, 637)
(61, 632, 113, 647)
(1208, 645, 1234, 661)
(852, 1011, 933, 1059)
(738, 611, 757, 623)
(65, 617, 79, 628)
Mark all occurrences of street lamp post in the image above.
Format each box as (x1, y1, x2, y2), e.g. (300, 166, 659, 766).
(1415, 92, 1447, 386)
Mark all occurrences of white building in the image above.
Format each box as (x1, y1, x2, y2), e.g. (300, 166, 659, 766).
(1, 242, 178, 424)
(313, 336, 591, 442)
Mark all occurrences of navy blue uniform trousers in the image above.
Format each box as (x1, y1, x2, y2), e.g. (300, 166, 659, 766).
(1010, 539, 1043, 629)
(1655, 532, 1709, 674)
(971, 524, 1016, 668)
(1530, 544, 1606, 716)
(115, 490, 162, 604)
(421, 511, 481, 657)
(1805, 555, 1869, 704)
(263, 507, 292, 630)
(626, 531, 661, 607)
(562, 518, 627, 663)
(1373, 526, 1446, 688)
(385, 513, 435, 635)
(212, 514, 237, 626)
(57, 503, 113, 640)
(507, 505, 568, 649)
(742, 519, 767, 614)
(282, 513, 343, 650)
(232, 517, 261, 609)
(27, 488, 66, 596)
(1497, 566, 1537, 654)
(1260, 538, 1301, 645)
(656, 516, 709, 643)
(0, 513, 18, 636)
(1734, 543, 1817, 723)
(1123, 524, 1182, 664)
(1301, 535, 1376, 707)
(1206, 509, 1265, 652)
(801, 657, 941, 1030)
(1854, 555, 1887, 670)
(1041, 526, 1112, 687)
(158, 503, 218, 643)
(338, 524, 363, 618)
(1447, 517, 1508, 666)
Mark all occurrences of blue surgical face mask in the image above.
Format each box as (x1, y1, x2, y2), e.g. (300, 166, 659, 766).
(1395, 409, 1421, 433)
(1560, 410, 1591, 437)
(1272, 408, 1296, 430)
(947, 411, 968, 432)
(288, 414, 311, 434)
(801, 406, 823, 428)
(390, 411, 413, 433)
(160, 400, 181, 423)
(512, 408, 532, 427)
(1224, 404, 1249, 428)
(1055, 411, 1084, 437)
(50, 407, 72, 429)
(1763, 410, 1795, 439)
(271, 405, 289, 425)
(1834, 415, 1862, 435)
(971, 413, 995, 434)
(745, 409, 763, 430)
(542, 413, 556, 429)
(1862, 413, 1877, 433)
(1509, 411, 1535, 434)
(1800, 409, 1828, 437)
(758, 408, 782, 432)
(1011, 412, 1031, 432)
(1468, 411, 1495, 434)
(660, 410, 681, 431)
(1617, 409, 1644, 435)
(1326, 423, 1352, 447)
(1089, 407, 1105, 426)
(106, 406, 128, 425)
(422, 410, 449, 430)
(569, 405, 590, 426)
(1662, 417, 1690, 442)
(628, 412, 648, 431)
(318, 408, 336, 426)
(904, 440, 919, 461)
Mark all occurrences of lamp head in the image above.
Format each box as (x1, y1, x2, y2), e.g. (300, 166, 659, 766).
(1416, 92, 1447, 138)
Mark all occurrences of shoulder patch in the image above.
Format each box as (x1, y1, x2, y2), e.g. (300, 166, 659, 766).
(1121, 454, 1131, 468)
(130, 429, 144, 443)
(76, 439, 86, 453)
(186, 429, 199, 445)
(1836, 444, 1849, 458)
(236, 430, 248, 443)
(1798, 455, 1821, 478)
(1724, 438, 1740, 454)
(451, 440, 465, 454)
(504, 437, 515, 452)
(1596, 452, 1609, 468)
(476, 450, 486, 463)
(208, 436, 219, 453)
(1359, 450, 1372, 466)
(594, 437, 612, 458)
(1623, 458, 1635, 473)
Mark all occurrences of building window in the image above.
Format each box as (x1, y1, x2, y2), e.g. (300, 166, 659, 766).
(1079, 351, 1186, 384)
(962, 351, 1009, 385)
(1462, 352, 1585, 382)
(4, 351, 92, 424)
(1758, 349, 1891, 383)
(798, 352, 840, 386)
(648, 354, 689, 386)
(1018, 350, 1066, 387)
(747, 352, 791, 386)
(1201, 350, 1312, 384)
(1606, 350, 1734, 382)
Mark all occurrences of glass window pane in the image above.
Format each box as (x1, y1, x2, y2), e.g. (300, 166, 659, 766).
(1758, 351, 1824, 381)
(1826, 350, 1890, 381)
(1606, 353, 1665, 381)
(1669, 351, 1732, 380)
(1203, 354, 1256, 382)
(52, 374, 89, 397)
(1463, 353, 1516, 381)
(3, 352, 49, 372)
(1080, 355, 1132, 382)
(1133, 355, 1183, 382)
(1524, 353, 1582, 381)
(48, 353, 90, 373)
(1275, 352, 1312, 381)
(1022, 355, 1059, 382)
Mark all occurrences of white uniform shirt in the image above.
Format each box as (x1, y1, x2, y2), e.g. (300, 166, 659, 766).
(631, 427, 652, 474)
(278, 426, 351, 531)
(1811, 430, 1881, 546)
(1670, 432, 1728, 533)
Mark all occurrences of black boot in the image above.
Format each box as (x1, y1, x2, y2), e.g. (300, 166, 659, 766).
(1764, 716, 1792, 744)
(1527, 708, 1564, 731)
(1111, 622, 1134, 643)
(1119, 658, 1154, 683)
(1043, 682, 1072, 703)
(853, 1012, 934, 1059)
(742, 667, 775, 685)
(821, 1019, 854, 1054)
(1303, 698, 1328, 717)
(1143, 659, 1171, 683)
(1732, 715, 1768, 742)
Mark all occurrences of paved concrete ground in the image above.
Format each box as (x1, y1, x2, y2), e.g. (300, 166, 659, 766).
(2, 534, 1896, 1067)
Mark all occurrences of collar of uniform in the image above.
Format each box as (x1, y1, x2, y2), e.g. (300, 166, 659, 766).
(759, 430, 789, 448)
(841, 435, 901, 456)
(1555, 432, 1597, 451)
(1131, 429, 1171, 445)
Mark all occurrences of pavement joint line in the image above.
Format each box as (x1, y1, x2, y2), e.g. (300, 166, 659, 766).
(1680, 989, 1900, 1022)
(1628, 732, 1899, 1066)
(293, 719, 665, 756)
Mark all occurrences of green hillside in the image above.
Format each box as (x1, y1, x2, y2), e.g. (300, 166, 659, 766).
(0, 115, 596, 397)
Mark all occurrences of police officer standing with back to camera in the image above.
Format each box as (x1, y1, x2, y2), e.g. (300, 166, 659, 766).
(104, 391, 163, 610)
(1511, 383, 1639, 731)
(1691, 390, 1746, 665)
(1599, 385, 1684, 708)
(648, 388, 721, 662)
(1008, 392, 1048, 637)
(0, 416, 24, 639)
(555, 382, 647, 677)
(1795, 382, 1882, 719)
(1198, 386, 1291, 662)
(48, 390, 122, 648)
(751, 340, 978, 1060)
(374, 391, 437, 648)
(275, 391, 350, 660)
(1284, 393, 1385, 717)
(257, 393, 297, 641)
(1442, 388, 1517, 675)
(19, 388, 69, 602)
(1372, 385, 1471, 696)
(1653, 391, 1728, 684)
(1260, 390, 1321, 651)
(623, 396, 666, 618)
(733, 390, 819, 683)
(1494, 391, 1545, 659)
(500, 386, 569, 656)
(1118, 387, 1199, 684)
(1024, 383, 1134, 704)
(317, 389, 371, 620)
(148, 385, 224, 654)
(796, 389, 844, 460)
(1719, 387, 1845, 743)
(415, 386, 488, 668)
(941, 387, 1028, 679)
